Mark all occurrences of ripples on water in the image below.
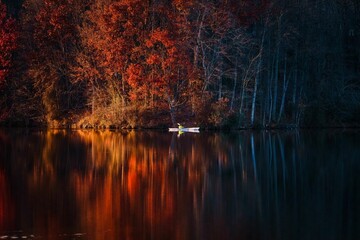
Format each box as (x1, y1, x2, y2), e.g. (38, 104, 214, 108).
(0, 129, 358, 240)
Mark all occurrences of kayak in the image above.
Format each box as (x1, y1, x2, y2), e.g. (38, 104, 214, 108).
(169, 127, 200, 133)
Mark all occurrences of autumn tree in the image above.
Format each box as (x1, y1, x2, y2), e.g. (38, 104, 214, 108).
(77, 0, 194, 126)
(127, 1, 194, 125)
(18, 0, 87, 126)
(71, 0, 112, 126)
(0, 1, 17, 121)
(74, 0, 151, 127)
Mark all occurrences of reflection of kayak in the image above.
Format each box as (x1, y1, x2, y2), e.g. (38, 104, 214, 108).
(169, 127, 200, 133)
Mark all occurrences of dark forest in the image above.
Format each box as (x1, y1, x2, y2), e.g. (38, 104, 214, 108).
(1, 0, 359, 128)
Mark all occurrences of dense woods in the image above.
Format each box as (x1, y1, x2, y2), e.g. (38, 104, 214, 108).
(0, 0, 359, 128)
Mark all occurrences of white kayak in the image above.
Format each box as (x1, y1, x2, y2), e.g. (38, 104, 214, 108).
(169, 127, 200, 133)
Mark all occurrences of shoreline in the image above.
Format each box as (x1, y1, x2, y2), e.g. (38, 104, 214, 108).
(1, 123, 360, 131)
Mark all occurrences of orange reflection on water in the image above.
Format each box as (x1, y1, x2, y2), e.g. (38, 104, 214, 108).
(71, 173, 124, 239)
(69, 130, 181, 239)
(1, 130, 243, 239)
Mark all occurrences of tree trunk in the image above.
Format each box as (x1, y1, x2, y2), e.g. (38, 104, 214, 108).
(250, 62, 260, 125)
(268, 54, 276, 124)
(272, 15, 282, 122)
(277, 55, 289, 124)
(251, 26, 266, 126)
(194, 12, 205, 67)
(230, 58, 238, 111)
(292, 49, 298, 123)
(169, 99, 176, 126)
(218, 60, 223, 100)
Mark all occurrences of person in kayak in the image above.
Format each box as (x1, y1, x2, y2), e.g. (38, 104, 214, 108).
(177, 123, 184, 130)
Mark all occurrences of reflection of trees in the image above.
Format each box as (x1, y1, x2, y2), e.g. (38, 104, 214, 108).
(69, 130, 247, 239)
(0, 129, 357, 239)
(0, 130, 84, 238)
(71, 130, 192, 239)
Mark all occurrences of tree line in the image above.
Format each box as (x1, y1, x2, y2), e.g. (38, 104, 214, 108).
(0, 0, 359, 128)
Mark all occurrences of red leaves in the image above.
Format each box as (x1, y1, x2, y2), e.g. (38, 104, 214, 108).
(146, 54, 160, 65)
(34, 0, 76, 44)
(127, 64, 143, 88)
(148, 29, 174, 49)
(0, 2, 17, 87)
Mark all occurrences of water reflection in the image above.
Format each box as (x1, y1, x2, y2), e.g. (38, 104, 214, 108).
(0, 129, 358, 239)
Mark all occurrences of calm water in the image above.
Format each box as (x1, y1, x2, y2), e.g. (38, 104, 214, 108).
(0, 129, 358, 240)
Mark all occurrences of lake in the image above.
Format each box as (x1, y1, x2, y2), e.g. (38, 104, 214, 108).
(0, 129, 358, 240)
